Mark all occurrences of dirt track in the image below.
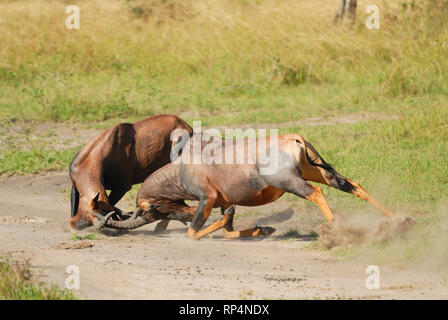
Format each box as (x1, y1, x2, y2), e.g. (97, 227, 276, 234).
(0, 172, 446, 300)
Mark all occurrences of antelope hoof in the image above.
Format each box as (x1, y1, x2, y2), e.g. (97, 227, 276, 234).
(187, 228, 200, 240)
(258, 226, 276, 236)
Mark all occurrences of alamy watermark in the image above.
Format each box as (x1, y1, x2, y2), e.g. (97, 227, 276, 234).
(169, 121, 287, 176)
(65, 265, 80, 289)
(365, 265, 380, 289)
(365, 5, 380, 30)
(66, 5, 80, 30)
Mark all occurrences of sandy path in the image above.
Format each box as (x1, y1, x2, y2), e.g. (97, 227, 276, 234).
(0, 173, 446, 300)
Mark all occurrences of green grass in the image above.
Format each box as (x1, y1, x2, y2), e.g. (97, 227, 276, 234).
(0, 0, 447, 263)
(0, 145, 79, 176)
(328, 246, 359, 260)
(0, 257, 77, 300)
(282, 228, 302, 239)
(281, 228, 318, 240)
(1, 0, 447, 125)
(71, 233, 98, 241)
(1, 1, 446, 186)
(282, 105, 448, 213)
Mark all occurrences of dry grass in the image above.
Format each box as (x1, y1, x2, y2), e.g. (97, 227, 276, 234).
(0, 0, 447, 122)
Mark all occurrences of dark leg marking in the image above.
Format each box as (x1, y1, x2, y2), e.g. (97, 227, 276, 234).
(70, 186, 79, 218)
(190, 200, 208, 232)
(108, 188, 128, 206)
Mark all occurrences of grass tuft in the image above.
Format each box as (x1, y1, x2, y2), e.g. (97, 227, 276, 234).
(71, 233, 98, 241)
(0, 256, 76, 300)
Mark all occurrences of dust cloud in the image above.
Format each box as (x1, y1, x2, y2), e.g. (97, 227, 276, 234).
(316, 203, 448, 271)
(317, 213, 415, 250)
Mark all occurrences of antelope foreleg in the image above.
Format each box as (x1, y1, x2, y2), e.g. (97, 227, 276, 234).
(189, 214, 232, 240)
(222, 206, 276, 239)
(223, 226, 276, 239)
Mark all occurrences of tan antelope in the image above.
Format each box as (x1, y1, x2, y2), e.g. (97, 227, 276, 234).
(93, 131, 396, 240)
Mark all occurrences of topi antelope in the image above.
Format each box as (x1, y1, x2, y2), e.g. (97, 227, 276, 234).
(69, 114, 192, 230)
(93, 131, 396, 240)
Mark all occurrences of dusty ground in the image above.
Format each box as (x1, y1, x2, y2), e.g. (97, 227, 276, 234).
(0, 172, 447, 300)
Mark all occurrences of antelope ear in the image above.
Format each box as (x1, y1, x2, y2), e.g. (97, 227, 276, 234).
(90, 192, 100, 209)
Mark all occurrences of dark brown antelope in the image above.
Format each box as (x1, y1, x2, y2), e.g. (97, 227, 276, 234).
(69, 114, 192, 229)
(93, 131, 396, 240)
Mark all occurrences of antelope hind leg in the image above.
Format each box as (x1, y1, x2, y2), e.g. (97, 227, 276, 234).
(346, 179, 395, 218)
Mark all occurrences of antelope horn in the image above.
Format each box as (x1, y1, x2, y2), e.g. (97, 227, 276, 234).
(91, 211, 115, 230)
(92, 209, 157, 230)
(102, 215, 155, 230)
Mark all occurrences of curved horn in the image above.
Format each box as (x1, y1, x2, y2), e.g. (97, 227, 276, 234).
(92, 210, 157, 230)
(92, 206, 194, 231)
(103, 215, 155, 230)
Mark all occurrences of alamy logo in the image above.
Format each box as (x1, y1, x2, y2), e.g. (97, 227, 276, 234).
(169, 121, 281, 175)
(66, 5, 80, 30)
(365, 265, 380, 289)
(65, 265, 80, 289)
(365, 5, 380, 30)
